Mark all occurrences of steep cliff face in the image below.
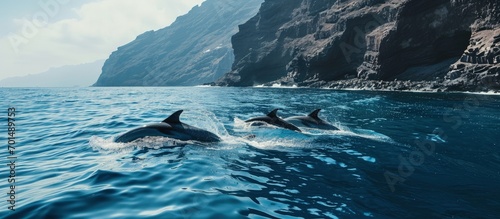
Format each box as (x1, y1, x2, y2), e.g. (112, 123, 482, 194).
(94, 0, 262, 86)
(218, 0, 500, 91)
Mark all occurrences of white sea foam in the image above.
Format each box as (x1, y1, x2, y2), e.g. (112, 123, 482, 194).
(232, 117, 395, 150)
(194, 85, 214, 87)
(322, 86, 500, 95)
(89, 136, 130, 151)
(89, 135, 185, 152)
(337, 128, 395, 143)
(253, 84, 300, 89)
(352, 96, 382, 104)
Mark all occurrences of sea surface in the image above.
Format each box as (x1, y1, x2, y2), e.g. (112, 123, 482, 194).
(1, 87, 499, 219)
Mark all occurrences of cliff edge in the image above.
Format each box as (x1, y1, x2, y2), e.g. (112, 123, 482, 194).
(94, 0, 262, 86)
(217, 0, 500, 92)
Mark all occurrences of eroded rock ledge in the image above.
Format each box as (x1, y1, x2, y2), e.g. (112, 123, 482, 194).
(216, 0, 500, 92)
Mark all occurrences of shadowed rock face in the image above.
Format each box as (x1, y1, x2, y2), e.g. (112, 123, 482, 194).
(217, 0, 500, 91)
(94, 0, 263, 86)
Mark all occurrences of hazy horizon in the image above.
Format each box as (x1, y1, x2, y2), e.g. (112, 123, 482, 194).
(0, 0, 205, 81)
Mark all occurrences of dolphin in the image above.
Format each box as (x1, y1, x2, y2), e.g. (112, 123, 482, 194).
(114, 110, 221, 143)
(245, 109, 302, 132)
(284, 109, 338, 130)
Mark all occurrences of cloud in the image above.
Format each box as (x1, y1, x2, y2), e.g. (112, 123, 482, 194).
(0, 0, 204, 80)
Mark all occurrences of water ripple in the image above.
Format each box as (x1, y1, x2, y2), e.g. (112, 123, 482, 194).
(1, 87, 499, 218)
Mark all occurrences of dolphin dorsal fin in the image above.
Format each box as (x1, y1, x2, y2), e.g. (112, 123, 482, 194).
(162, 110, 183, 123)
(308, 109, 322, 119)
(267, 109, 280, 118)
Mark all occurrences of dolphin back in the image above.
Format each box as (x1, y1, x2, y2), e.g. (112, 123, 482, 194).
(245, 116, 272, 123)
(274, 118, 302, 132)
(186, 125, 221, 142)
(284, 116, 312, 126)
(284, 109, 338, 131)
(245, 109, 302, 132)
(164, 110, 221, 142)
(114, 110, 222, 143)
(114, 124, 173, 143)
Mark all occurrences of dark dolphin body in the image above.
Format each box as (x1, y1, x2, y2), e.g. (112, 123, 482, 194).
(114, 110, 221, 143)
(245, 109, 302, 132)
(285, 109, 338, 130)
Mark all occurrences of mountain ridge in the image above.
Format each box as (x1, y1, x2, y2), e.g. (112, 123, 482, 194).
(94, 0, 263, 86)
(0, 60, 104, 87)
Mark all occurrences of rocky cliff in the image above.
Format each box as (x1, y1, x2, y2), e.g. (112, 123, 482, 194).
(94, 0, 262, 86)
(217, 0, 500, 92)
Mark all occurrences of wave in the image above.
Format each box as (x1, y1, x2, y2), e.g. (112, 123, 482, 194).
(253, 83, 299, 88)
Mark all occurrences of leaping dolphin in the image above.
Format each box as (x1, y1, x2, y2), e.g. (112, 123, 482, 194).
(284, 109, 338, 130)
(114, 110, 221, 143)
(245, 109, 302, 132)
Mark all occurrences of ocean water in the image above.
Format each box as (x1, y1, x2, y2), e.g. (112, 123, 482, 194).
(1, 87, 499, 219)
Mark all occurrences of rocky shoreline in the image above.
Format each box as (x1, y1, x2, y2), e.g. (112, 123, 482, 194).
(215, 0, 500, 93)
(254, 78, 500, 93)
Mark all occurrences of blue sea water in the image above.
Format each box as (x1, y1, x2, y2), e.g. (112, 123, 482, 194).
(1, 87, 499, 219)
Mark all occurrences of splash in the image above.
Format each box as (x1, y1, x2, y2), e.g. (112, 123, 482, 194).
(335, 128, 395, 144)
(352, 96, 382, 105)
(89, 136, 184, 152)
(232, 117, 318, 149)
(253, 84, 299, 88)
(233, 117, 396, 149)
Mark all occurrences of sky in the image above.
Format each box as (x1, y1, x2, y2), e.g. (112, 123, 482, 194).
(0, 0, 205, 80)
